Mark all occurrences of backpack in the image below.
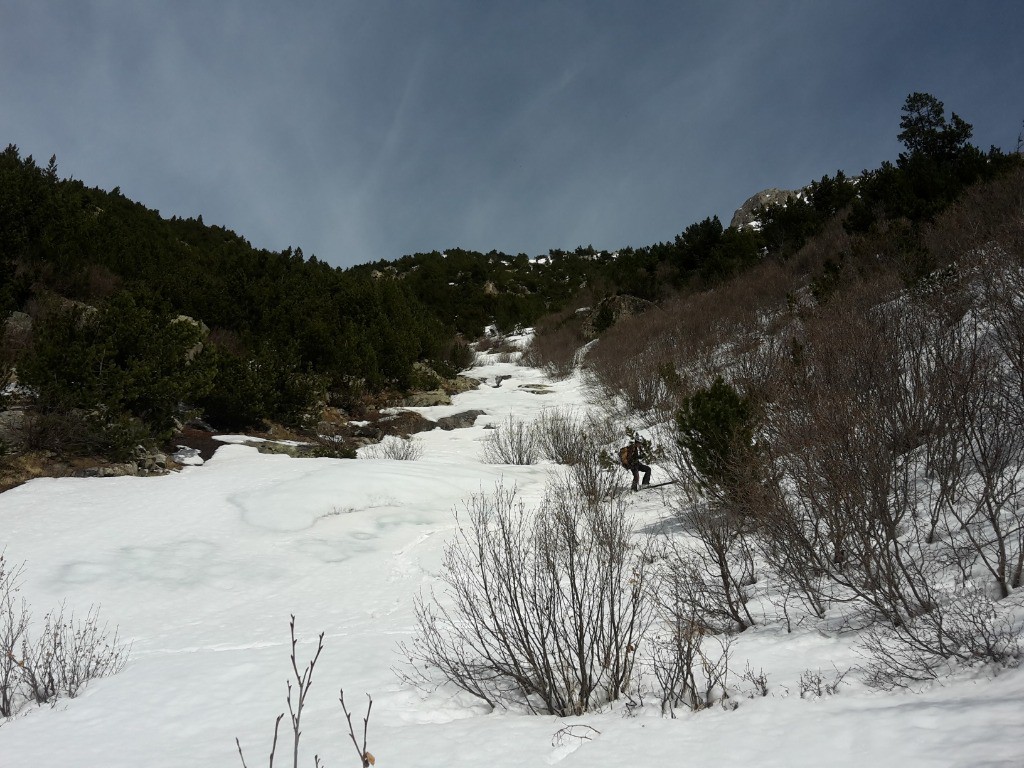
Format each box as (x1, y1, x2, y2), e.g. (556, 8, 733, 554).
(618, 444, 636, 468)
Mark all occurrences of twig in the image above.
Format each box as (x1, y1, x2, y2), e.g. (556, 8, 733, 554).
(288, 615, 325, 768)
(340, 688, 374, 767)
(236, 712, 283, 768)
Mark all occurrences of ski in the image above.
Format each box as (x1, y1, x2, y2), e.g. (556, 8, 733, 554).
(632, 479, 678, 491)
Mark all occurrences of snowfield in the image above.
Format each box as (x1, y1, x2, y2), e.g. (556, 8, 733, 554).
(1, 355, 1022, 767)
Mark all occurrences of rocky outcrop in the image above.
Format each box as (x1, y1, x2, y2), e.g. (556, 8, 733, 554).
(376, 410, 437, 437)
(519, 384, 554, 395)
(436, 410, 486, 431)
(729, 187, 800, 230)
(171, 315, 210, 361)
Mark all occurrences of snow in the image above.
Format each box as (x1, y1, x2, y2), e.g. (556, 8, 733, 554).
(2, 354, 1023, 767)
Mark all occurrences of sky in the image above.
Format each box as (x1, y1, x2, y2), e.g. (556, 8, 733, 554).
(2, 346, 1022, 766)
(2, 1, 1022, 269)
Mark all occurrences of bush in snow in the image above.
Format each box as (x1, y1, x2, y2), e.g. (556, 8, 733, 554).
(1, 554, 128, 718)
(533, 407, 595, 466)
(0, 554, 29, 718)
(363, 436, 423, 461)
(20, 602, 129, 706)
(860, 586, 1022, 691)
(480, 415, 539, 465)
(401, 482, 653, 716)
(647, 551, 738, 716)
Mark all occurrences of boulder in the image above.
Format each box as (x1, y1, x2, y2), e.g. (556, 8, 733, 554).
(519, 384, 554, 395)
(248, 441, 317, 458)
(171, 315, 211, 362)
(436, 410, 486, 431)
(350, 424, 385, 441)
(377, 410, 437, 437)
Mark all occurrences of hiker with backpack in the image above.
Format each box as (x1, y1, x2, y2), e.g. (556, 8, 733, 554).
(619, 434, 652, 492)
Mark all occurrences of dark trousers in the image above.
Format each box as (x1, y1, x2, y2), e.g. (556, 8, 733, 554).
(630, 461, 651, 490)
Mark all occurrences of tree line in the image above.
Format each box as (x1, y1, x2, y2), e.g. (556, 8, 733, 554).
(1, 92, 1019, 458)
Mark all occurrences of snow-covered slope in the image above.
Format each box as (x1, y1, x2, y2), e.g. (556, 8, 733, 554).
(1, 355, 1021, 767)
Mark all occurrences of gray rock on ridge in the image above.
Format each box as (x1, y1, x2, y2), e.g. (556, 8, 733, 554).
(729, 187, 800, 230)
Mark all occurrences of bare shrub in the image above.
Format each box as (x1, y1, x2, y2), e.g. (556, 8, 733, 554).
(20, 603, 129, 706)
(758, 281, 946, 627)
(647, 541, 741, 716)
(0, 554, 29, 718)
(401, 482, 654, 715)
(739, 662, 769, 698)
(586, 258, 796, 427)
(520, 309, 585, 379)
(669, 517, 756, 632)
(2, 556, 129, 719)
(363, 436, 423, 461)
(948, 346, 1024, 597)
(860, 586, 1023, 690)
(551, 724, 600, 747)
(566, 449, 620, 505)
(648, 609, 734, 715)
(339, 689, 375, 768)
(475, 333, 520, 357)
(798, 666, 848, 699)
(586, 334, 679, 421)
(480, 415, 538, 465)
(533, 407, 593, 465)
(236, 616, 375, 768)
(923, 165, 1024, 270)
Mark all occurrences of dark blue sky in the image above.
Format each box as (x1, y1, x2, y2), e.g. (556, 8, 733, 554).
(3, 1, 1021, 268)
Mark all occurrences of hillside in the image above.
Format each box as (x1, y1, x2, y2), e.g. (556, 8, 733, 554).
(2, 91, 1024, 765)
(2, 94, 1019, 472)
(0, 349, 1021, 766)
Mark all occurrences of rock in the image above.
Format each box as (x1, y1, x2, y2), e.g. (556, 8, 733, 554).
(729, 187, 800, 230)
(350, 424, 385, 441)
(79, 462, 139, 478)
(491, 375, 512, 388)
(377, 411, 437, 437)
(442, 376, 482, 395)
(401, 390, 451, 407)
(519, 384, 554, 395)
(0, 409, 28, 447)
(436, 410, 486, 431)
(172, 446, 204, 466)
(175, 427, 222, 461)
(247, 441, 317, 458)
(171, 315, 211, 362)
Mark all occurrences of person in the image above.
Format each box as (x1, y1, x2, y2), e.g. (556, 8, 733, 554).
(620, 434, 651, 491)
